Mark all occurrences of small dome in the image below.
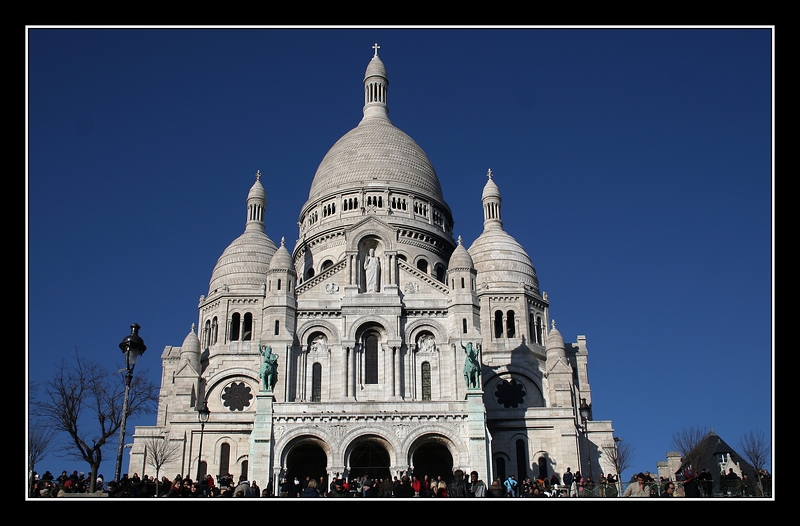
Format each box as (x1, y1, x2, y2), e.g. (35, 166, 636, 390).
(469, 229, 539, 293)
(180, 324, 201, 372)
(546, 323, 565, 350)
(482, 175, 501, 200)
(448, 236, 474, 270)
(248, 173, 266, 201)
(365, 54, 387, 80)
(209, 231, 277, 295)
(269, 237, 293, 271)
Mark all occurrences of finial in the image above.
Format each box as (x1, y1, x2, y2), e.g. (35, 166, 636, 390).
(551, 319, 556, 330)
(487, 168, 493, 180)
(281, 236, 286, 247)
(372, 42, 380, 57)
(255, 169, 261, 181)
(191, 323, 196, 333)
(457, 235, 463, 246)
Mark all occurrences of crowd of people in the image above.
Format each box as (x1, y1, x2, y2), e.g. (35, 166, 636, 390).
(30, 465, 772, 498)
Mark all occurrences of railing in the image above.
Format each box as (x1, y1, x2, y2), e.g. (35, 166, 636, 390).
(565, 479, 771, 498)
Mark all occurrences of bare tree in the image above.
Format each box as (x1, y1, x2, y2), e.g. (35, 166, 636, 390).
(669, 426, 712, 473)
(30, 350, 158, 492)
(144, 435, 182, 495)
(738, 430, 770, 496)
(28, 423, 56, 496)
(602, 437, 634, 495)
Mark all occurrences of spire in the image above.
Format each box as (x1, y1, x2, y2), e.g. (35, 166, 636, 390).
(481, 168, 503, 230)
(245, 170, 267, 233)
(363, 43, 390, 121)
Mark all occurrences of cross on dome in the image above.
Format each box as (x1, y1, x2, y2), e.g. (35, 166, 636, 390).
(255, 169, 261, 181)
(551, 319, 557, 330)
(372, 42, 380, 57)
(487, 168, 493, 179)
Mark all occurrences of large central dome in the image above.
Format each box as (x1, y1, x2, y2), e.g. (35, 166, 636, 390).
(308, 118, 444, 202)
(306, 50, 445, 205)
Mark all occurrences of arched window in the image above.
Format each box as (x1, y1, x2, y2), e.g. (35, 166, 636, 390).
(219, 443, 231, 477)
(537, 457, 548, 480)
(507, 310, 516, 338)
(230, 313, 240, 341)
(321, 260, 334, 272)
(311, 363, 322, 402)
(529, 313, 535, 342)
(305, 268, 315, 280)
(277, 279, 282, 291)
(536, 316, 543, 345)
(516, 439, 528, 481)
(461, 277, 465, 289)
(435, 264, 445, 282)
(242, 313, 253, 341)
(241, 460, 248, 481)
(212, 317, 218, 344)
(274, 320, 280, 336)
(203, 320, 211, 348)
(417, 259, 428, 273)
(494, 311, 503, 338)
(462, 318, 468, 334)
(496, 457, 506, 483)
(365, 333, 378, 384)
(421, 361, 431, 401)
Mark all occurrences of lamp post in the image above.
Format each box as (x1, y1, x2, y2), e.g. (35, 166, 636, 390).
(196, 404, 210, 480)
(579, 398, 593, 483)
(115, 323, 146, 484)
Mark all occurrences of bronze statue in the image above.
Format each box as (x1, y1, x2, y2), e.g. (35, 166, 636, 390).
(259, 342, 278, 392)
(461, 341, 481, 389)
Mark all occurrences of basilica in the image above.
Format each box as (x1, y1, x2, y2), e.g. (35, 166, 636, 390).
(129, 45, 615, 491)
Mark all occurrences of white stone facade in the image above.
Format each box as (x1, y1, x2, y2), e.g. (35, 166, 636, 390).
(129, 46, 615, 491)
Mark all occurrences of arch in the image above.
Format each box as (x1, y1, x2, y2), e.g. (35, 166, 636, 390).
(211, 317, 218, 344)
(416, 258, 429, 273)
(283, 438, 330, 487)
(434, 263, 446, 283)
(364, 332, 379, 384)
(296, 319, 339, 346)
(421, 362, 431, 401)
(348, 318, 389, 342)
(230, 312, 241, 341)
(494, 310, 503, 338)
(515, 438, 529, 481)
(311, 363, 322, 402)
(321, 259, 334, 272)
(406, 433, 461, 483)
(405, 318, 447, 345)
(203, 319, 211, 348)
(274, 320, 280, 335)
(219, 443, 231, 477)
(242, 312, 253, 341)
(305, 267, 315, 280)
(342, 433, 397, 481)
(507, 309, 516, 338)
(462, 318, 468, 334)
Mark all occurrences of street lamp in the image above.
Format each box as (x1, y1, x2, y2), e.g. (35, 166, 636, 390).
(196, 404, 210, 480)
(579, 398, 593, 482)
(115, 323, 146, 484)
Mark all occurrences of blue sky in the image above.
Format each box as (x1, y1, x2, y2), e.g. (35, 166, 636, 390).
(26, 26, 773, 481)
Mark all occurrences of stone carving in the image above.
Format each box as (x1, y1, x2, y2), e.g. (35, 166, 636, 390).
(461, 341, 481, 389)
(258, 341, 279, 392)
(404, 281, 419, 294)
(325, 282, 339, 293)
(418, 335, 436, 353)
(310, 335, 327, 354)
(364, 248, 380, 292)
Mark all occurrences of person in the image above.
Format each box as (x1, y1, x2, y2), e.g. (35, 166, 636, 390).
(682, 469, 701, 498)
(563, 467, 574, 497)
(504, 475, 518, 497)
(249, 479, 261, 497)
(488, 477, 505, 497)
(328, 479, 348, 497)
(661, 481, 677, 497)
(395, 475, 415, 498)
(623, 473, 650, 497)
(697, 468, 713, 497)
(233, 476, 251, 497)
(411, 475, 422, 497)
(468, 471, 487, 497)
(447, 469, 468, 498)
(364, 248, 380, 292)
(300, 478, 321, 497)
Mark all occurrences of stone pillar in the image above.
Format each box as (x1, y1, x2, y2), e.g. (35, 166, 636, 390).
(249, 392, 275, 492)
(466, 389, 491, 482)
